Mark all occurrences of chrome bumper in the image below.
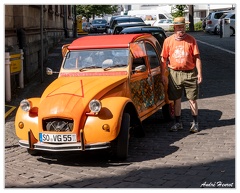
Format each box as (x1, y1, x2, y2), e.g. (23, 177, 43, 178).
(19, 140, 111, 151)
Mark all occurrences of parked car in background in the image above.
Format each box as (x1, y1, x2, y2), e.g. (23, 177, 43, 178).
(120, 26, 167, 49)
(106, 16, 145, 34)
(15, 34, 174, 160)
(112, 22, 149, 34)
(108, 15, 126, 28)
(82, 22, 90, 32)
(216, 12, 235, 36)
(152, 19, 173, 31)
(205, 10, 231, 34)
(90, 19, 108, 33)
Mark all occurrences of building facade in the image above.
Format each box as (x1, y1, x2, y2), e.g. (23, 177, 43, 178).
(5, 5, 73, 88)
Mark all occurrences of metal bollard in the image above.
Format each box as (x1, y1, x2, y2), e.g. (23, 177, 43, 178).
(19, 49, 24, 88)
(5, 50, 24, 102)
(5, 52, 11, 102)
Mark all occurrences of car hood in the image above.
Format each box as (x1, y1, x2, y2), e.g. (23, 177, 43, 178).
(38, 76, 127, 118)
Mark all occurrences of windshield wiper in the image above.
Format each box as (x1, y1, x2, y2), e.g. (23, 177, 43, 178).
(79, 66, 101, 72)
(103, 64, 127, 71)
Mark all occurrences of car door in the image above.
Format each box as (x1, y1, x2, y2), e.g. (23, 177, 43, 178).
(129, 41, 155, 117)
(145, 42, 165, 107)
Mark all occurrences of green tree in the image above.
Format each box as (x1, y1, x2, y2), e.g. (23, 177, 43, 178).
(171, 5, 188, 18)
(76, 5, 118, 21)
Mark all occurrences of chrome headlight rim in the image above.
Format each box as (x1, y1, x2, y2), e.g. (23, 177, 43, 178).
(89, 99, 102, 114)
(20, 99, 32, 112)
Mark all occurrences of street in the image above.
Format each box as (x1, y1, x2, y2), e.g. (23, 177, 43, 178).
(4, 31, 235, 188)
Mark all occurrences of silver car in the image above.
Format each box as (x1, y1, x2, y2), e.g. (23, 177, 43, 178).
(205, 10, 231, 34)
(216, 12, 235, 36)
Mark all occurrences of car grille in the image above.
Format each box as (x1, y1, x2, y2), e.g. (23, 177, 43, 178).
(43, 118, 74, 132)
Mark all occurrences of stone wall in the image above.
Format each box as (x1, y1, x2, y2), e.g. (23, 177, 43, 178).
(5, 5, 73, 88)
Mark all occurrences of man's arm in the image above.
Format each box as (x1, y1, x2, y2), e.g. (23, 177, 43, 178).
(161, 56, 168, 85)
(195, 55, 202, 84)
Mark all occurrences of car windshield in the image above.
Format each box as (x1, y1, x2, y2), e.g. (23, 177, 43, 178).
(63, 49, 129, 70)
(92, 20, 107, 24)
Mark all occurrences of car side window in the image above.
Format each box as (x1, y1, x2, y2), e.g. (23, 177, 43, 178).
(132, 57, 145, 71)
(145, 43, 160, 69)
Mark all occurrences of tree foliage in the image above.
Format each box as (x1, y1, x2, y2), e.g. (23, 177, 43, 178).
(171, 5, 188, 18)
(76, 5, 118, 20)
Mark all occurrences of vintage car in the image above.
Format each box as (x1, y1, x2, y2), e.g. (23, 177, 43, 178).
(15, 33, 174, 160)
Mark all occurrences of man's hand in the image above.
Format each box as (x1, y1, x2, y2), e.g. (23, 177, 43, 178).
(162, 75, 168, 86)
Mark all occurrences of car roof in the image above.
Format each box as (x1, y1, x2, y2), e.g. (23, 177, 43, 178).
(114, 22, 147, 27)
(68, 34, 148, 50)
(120, 26, 166, 34)
(113, 16, 143, 21)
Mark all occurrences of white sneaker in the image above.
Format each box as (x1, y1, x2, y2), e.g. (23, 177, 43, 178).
(190, 122, 199, 133)
(169, 122, 183, 132)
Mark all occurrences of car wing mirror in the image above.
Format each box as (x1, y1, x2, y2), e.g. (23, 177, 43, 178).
(46, 67, 59, 75)
(62, 44, 70, 58)
(135, 65, 146, 72)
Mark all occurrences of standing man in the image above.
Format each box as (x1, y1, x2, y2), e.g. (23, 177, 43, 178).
(161, 17, 202, 133)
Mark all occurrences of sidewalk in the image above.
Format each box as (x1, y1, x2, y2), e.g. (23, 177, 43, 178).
(5, 37, 77, 119)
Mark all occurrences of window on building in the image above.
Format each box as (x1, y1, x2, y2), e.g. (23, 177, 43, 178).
(68, 5, 72, 19)
(55, 5, 59, 16)
(60, 5, 64, 17)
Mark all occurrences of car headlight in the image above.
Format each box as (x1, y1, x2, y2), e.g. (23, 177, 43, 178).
(89, 99, 101, 114)
(20, 99, 32, 112)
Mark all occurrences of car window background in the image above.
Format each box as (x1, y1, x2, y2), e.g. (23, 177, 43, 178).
(145, 42, 161, 69)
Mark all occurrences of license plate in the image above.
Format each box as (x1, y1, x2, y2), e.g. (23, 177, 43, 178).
(39, 133, 77, 143)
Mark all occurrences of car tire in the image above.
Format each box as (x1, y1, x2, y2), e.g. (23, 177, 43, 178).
(162, 103, 174, 121)
(27, 148, 39, 156)
(116, 113, 130, 160)
(230, 27, 235, 36)
(214, 27, 218, 35)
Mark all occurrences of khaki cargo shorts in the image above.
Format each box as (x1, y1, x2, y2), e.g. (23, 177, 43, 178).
(168, 68, 199, 100)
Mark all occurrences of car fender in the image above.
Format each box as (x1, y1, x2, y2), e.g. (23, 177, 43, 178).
(15, 98, 40, 141)
(84, 97, 132, 144)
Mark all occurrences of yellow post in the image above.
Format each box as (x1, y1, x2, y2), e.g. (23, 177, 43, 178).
(77, 15, 88, 35)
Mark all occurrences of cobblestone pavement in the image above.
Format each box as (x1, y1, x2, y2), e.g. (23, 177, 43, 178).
(4, 32, 236, 189)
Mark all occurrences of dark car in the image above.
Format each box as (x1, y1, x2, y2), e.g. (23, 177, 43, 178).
(108, 15, 126, 28)
(120, 26, 167, 49)
(112, 22, 149, 34)
(90, 19, 108, 33)
(107, 16, 145, 34)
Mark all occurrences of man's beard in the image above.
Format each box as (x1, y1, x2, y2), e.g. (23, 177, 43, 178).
(175, 31, 186, 41)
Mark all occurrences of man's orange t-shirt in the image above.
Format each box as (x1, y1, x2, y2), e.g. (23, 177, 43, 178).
(161, 34, 200, 71)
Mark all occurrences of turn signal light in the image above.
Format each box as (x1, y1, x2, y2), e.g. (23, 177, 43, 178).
(18, 122, 24, 129)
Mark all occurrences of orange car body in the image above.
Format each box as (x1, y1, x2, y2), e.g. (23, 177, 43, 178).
(15, 33, 173, 159)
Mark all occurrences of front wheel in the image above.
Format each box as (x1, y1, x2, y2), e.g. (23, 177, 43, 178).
(230, 27, 235, 36)
(27, 148, 40, 156)
(162, 103, 174, 121)
(116, 113, 130, 160)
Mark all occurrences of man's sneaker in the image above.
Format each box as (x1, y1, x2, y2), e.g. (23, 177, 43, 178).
(169, 122, 183, 132)
(190, 122, 199, 133)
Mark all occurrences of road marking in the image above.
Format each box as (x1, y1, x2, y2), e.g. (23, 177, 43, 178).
(5, 105, 16, 118)
(197, 39, 235, 55)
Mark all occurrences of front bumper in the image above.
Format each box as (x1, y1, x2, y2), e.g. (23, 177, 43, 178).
(19, 140, 111, 152)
